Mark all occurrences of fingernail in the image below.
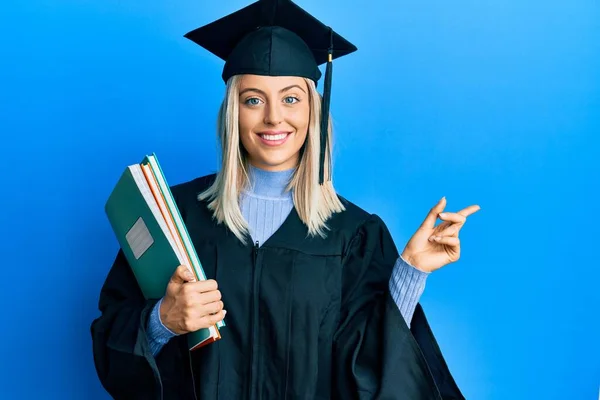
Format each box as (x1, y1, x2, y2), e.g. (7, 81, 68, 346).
(440, 196, 446, 202)
(439, 212, 447, 218)
(223, 310, 227, 316)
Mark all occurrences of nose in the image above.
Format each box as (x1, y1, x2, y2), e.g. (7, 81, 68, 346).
(264, 102, 283, 126)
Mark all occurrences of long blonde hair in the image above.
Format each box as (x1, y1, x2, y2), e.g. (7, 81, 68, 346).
(198, 74, 345, 244)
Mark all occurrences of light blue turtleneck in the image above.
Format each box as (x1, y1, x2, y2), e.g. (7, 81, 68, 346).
(239, 166, 295, 247)
(146, 165, 429, 356)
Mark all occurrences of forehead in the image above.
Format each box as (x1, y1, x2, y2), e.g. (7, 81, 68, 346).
(238, 74, 308, 91)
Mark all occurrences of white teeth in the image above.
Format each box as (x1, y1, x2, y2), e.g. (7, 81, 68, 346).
(261, 133, 288, 141)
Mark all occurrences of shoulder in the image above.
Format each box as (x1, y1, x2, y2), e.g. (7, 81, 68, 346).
(333, 194, 399, 266)
(169, 173, 217, 205)
(332, 193, 386, 234)
(168, 173, 217, 216)
(170, 173, 217, 197)
(337, 194, 370, 221)
(329, 193, 393, 250)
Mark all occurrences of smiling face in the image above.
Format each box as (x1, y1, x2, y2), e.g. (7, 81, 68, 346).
(238, 74, 310, 171)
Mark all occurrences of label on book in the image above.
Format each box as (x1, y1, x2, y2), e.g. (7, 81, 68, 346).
(126, 217, 155, 260)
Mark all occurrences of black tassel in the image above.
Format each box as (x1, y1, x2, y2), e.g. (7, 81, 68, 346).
(319, 28, 334, 185)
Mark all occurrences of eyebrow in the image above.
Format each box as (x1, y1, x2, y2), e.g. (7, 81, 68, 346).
(239, 84, 306, 96)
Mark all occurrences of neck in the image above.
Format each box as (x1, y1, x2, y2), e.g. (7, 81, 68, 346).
(245, 164, 294, 199)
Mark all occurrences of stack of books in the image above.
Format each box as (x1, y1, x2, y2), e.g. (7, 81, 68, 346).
(105, 153, 223, 350)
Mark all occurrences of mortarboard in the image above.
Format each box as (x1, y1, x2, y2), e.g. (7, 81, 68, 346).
(184, 0, 357, 184)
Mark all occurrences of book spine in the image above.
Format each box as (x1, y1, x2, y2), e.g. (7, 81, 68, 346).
(147, 154, 225, 330)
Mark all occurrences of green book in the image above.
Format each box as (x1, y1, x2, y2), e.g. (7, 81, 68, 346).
(141, 153, 226, 333)
(105, 155, 222, 351)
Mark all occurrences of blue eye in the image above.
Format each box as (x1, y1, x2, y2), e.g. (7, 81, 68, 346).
(245, 97, 262, 106)
(284, 96, 299, 104)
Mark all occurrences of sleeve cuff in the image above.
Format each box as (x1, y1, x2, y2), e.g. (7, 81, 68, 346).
(146, 297, 179, 356)
(399, 254, 430, 276)
(389, 255, 429, 327)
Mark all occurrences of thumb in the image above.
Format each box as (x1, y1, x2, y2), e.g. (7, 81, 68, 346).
(170, 265, 196, 285)
(420, 196, 446, 230)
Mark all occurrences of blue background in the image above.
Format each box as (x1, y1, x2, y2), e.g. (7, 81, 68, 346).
(1, 0, 598, 399)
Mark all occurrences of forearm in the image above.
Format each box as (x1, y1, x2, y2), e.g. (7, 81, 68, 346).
(388, 255, 429, 326)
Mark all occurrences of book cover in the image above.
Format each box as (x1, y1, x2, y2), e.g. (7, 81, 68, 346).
(105, 160, 221, 351)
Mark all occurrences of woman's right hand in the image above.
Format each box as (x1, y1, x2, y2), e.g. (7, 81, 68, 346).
(159, 265, 226, 335)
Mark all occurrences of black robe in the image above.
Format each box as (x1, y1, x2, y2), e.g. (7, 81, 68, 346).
(90, 174, 465, 400)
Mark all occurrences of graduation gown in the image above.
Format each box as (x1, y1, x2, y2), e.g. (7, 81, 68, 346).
(91, 174, 465, 400)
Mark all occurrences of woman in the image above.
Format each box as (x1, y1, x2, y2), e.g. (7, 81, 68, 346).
(91, 1, 479, 399)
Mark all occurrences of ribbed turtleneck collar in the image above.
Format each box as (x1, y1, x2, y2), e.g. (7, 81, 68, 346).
(245, 164, 294, 199)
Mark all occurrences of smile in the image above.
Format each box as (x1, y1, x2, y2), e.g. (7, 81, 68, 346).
(257, 131, 292, 146)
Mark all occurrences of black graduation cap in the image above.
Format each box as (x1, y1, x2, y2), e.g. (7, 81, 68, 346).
(184, 0, 357, 184)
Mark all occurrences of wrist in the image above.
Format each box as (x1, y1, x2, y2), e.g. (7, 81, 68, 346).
(147, 299, 178, 345)
(158, 297, 179, 336)
(400, 251, 430, 273)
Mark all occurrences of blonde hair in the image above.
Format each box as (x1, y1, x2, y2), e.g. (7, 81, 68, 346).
(198, 74, 345, 244)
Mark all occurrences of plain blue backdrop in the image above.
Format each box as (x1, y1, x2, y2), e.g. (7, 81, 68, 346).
(1, 0, 598, 399)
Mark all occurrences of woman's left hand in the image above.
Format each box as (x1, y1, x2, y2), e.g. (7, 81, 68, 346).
(401, 196, 480, 273)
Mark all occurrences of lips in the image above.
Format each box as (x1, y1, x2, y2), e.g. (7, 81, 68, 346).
(256, 131, 292, 146)
(258, 131, 290, 139)
(264, 133, 287, 141)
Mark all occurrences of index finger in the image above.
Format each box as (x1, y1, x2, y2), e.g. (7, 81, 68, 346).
(186, 278, 219, 293)
(457, 205, 481, 218)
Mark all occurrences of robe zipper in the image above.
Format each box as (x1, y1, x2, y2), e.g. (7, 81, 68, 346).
(188, 348, 198, 399)
(249, 240, 260, 399)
